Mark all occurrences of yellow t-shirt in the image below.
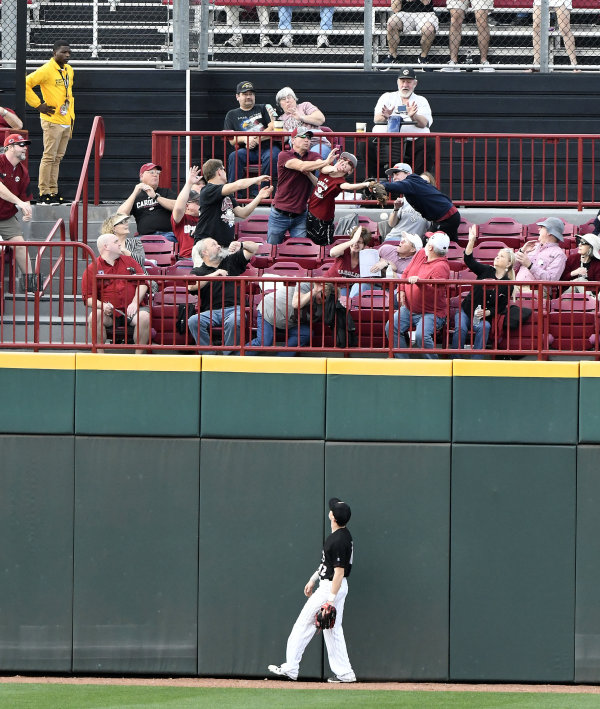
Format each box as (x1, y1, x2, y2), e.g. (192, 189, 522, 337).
(25, 58, 75, 126)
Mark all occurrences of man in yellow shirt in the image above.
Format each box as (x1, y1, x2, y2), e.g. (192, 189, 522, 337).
(25, 41, 74, 205)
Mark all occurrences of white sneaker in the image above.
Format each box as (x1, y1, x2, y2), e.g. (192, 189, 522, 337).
(441, 60, 460, 72)
(327, 676, 357, 683)
(479, 61, 495, 72)
(260, 34, 273, 48)
(317, 33, 329, 48)
(268, 664, 296, 680)
(224, 34, 243, 48)
(279, 34, 293, 47)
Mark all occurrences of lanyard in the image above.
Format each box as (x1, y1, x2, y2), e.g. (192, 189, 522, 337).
(57, 67, 69, 100)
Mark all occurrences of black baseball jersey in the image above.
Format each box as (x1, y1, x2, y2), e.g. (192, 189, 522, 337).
(318, 527, 353, 581)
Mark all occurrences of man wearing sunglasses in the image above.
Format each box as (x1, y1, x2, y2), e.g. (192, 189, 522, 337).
(0, 134, 36, 293)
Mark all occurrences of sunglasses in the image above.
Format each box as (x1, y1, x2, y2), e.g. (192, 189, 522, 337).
(576, 237, 590, 246)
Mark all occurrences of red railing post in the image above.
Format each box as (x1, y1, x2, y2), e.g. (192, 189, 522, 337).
(152, 131, 173, 188)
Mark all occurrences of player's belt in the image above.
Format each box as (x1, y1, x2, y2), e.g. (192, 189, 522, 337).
(274, 207, 302, 218)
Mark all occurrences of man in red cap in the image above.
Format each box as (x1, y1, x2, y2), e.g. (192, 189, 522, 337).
(0, 133, 36, 292)
(117, 162, 176, 240)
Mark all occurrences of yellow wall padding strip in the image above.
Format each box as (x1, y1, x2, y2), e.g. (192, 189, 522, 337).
(453, 360, 579, 378)
(0, 352, 76, 370)
(327, 358, 453, 377)
(75, 353, 201, 372)
(579, 362, 600, 378)
(201, 355, 327, 375)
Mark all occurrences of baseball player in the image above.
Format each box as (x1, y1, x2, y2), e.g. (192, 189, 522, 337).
(268, 497, 356, 683)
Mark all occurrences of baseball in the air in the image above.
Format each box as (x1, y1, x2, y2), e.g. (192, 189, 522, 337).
(380, 212, 387, 221)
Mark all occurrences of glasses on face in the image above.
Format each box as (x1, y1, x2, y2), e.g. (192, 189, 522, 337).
(576, 237, 590, 246)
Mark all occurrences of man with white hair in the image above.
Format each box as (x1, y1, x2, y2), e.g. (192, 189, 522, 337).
(187, 237, 259, 354)
(370, 231, 423, 278)
(81, 233, 150, 353)
(0, 133, 35, 292)
(385, 231, 450, 357)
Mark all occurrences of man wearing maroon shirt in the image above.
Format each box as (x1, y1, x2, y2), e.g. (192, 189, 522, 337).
(171, 165, 202, 259)
(81, 233, 150, 353)
(0, 133, 35, 293)
(267, 126, 338, 245)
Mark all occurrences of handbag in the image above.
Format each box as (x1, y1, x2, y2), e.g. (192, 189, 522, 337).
(507, 304, 532, 330)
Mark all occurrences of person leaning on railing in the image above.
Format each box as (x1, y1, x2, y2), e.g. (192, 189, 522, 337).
(451, 224, 515, 359)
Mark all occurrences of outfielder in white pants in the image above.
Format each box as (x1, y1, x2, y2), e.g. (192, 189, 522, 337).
(280, 577, 355, 681)
(269, 497, 356, 683)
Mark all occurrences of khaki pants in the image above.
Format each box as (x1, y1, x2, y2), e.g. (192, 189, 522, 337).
(39, 119, 71, 196)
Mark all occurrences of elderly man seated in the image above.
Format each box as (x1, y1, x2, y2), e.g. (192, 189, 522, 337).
(370, 232, 423, 279)
(81, 233, 150, 353)
(515, 217, 567, 283)
(187, 237, 259, 354)
(385, 231, 450, 358)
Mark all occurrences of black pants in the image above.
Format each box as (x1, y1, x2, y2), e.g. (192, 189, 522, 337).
(431, 210, 461, 243)
(357, 136, 433, 180)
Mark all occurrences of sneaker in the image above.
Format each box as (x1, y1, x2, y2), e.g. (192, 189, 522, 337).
(46, 194, 60, 205)
(39, 194, 53, 205)
(55, 192, 66, 204)
(317, 33, 330, 48)
(279, 34, 293, 47)
(417, 54, 433, 72)
(260, 34, 273, 48)
(327, 676, 357, 683)
(479, 61, 495, 72)
(441, 60, 461, 72)
(224, 34, 243, 48)
(267, 665, 296, 680)
(381, 54, 396, 64)
(20, 274, 39, 294)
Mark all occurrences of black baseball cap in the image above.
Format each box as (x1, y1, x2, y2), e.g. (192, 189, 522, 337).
(236, 80, 255, 93)
(398, 67, 417, 80)
(329, 497, 351, 526)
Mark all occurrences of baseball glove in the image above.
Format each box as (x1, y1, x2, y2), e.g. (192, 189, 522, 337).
(315, 602, 337, 631)
(363, 180, 389, 207)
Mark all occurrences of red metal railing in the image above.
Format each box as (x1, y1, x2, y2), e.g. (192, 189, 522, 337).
(152, 130, 600, 210)
(69, 115, 105, 246)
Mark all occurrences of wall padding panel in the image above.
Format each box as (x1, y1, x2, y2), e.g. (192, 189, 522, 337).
(579, 363, 600, 443)
(198, 439, 324, 678)
(575, 446, 600, 682)
(325, 442, 451, 681)
(0, 436, 74, 671)
(450, 444, 576, 682)
(72, 437, 199, 674)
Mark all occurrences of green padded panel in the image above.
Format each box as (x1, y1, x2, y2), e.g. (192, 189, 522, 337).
(0, 435, 74, 670)
(72, 437, 199, 674)
(198, 439, 324, 678)
(451, 444, 576, 682)
(575, 446, 600, 682)
(326, 442, 451, 680)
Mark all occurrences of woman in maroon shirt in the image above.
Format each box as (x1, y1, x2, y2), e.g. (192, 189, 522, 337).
(327, 226, 373, 297)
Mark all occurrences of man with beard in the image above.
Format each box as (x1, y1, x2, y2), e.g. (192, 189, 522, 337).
(0, 134, 36, 292)
(187, 237, 260, 353)
(367, 66, 433, 178)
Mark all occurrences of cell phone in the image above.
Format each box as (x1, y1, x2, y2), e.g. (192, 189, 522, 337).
(397, 105, 407, 114)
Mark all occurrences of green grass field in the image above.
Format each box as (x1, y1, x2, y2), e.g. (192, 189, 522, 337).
(1, 685, 599, 709)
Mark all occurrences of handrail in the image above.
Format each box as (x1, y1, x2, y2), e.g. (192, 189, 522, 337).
(69, 115, 105, 245)
(34, 219, 67, 335)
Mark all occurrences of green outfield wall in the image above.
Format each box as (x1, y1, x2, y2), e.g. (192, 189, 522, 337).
(0, 353, 598, 682)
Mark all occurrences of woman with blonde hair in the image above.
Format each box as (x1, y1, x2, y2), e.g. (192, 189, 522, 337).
(452, 224, 515, 357)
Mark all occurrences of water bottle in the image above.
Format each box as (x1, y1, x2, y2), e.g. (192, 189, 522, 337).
(473, 305, 483, 325)
(386, 265, 394, 279)
(265, 103, 278, 120)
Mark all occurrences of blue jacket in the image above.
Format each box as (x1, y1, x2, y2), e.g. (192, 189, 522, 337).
(382, 175, 454, 222)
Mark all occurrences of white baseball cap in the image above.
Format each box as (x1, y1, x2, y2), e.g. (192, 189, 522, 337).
(427, 231, 450, 255)
(400, 231, 422, 252)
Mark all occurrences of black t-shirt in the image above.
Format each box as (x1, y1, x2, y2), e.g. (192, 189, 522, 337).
(401, 0, 433, 12)
(223, 104, 271, 134)
(131, 187, 175, 235)
(191, 249, 249, 311)
(195, 183, 238, 247)
(318, 527, 353, 581)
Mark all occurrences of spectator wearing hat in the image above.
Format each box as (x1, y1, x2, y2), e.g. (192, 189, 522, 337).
(379, 164, 460, 243)
(25, 41, 74, 205)
(171, 165, 203, 259)
(515, 217, 567, 283)
(195, 158, 272, 248)
(0, 133, 36, 293)
(117, 163, 177, 241)
(560, 232, 600, 286)
(0, 104, 23, 131)
(366, 68, 433, 179)
(382, 162, 430, 240)
(370, 232, 423, 278)
(223, 81, 279, 191)
(267, 127, 338, 245)
(385, 231, 450, 357)
(306, 152, 372, 246)
(385, 0, 438, 68)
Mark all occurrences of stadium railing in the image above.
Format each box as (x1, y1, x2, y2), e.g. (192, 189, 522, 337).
(152, 129, 600, 209)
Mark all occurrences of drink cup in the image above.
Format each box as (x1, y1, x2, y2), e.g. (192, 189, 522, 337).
(355, 122, 366, 132)
(274, 120, 284, 131)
